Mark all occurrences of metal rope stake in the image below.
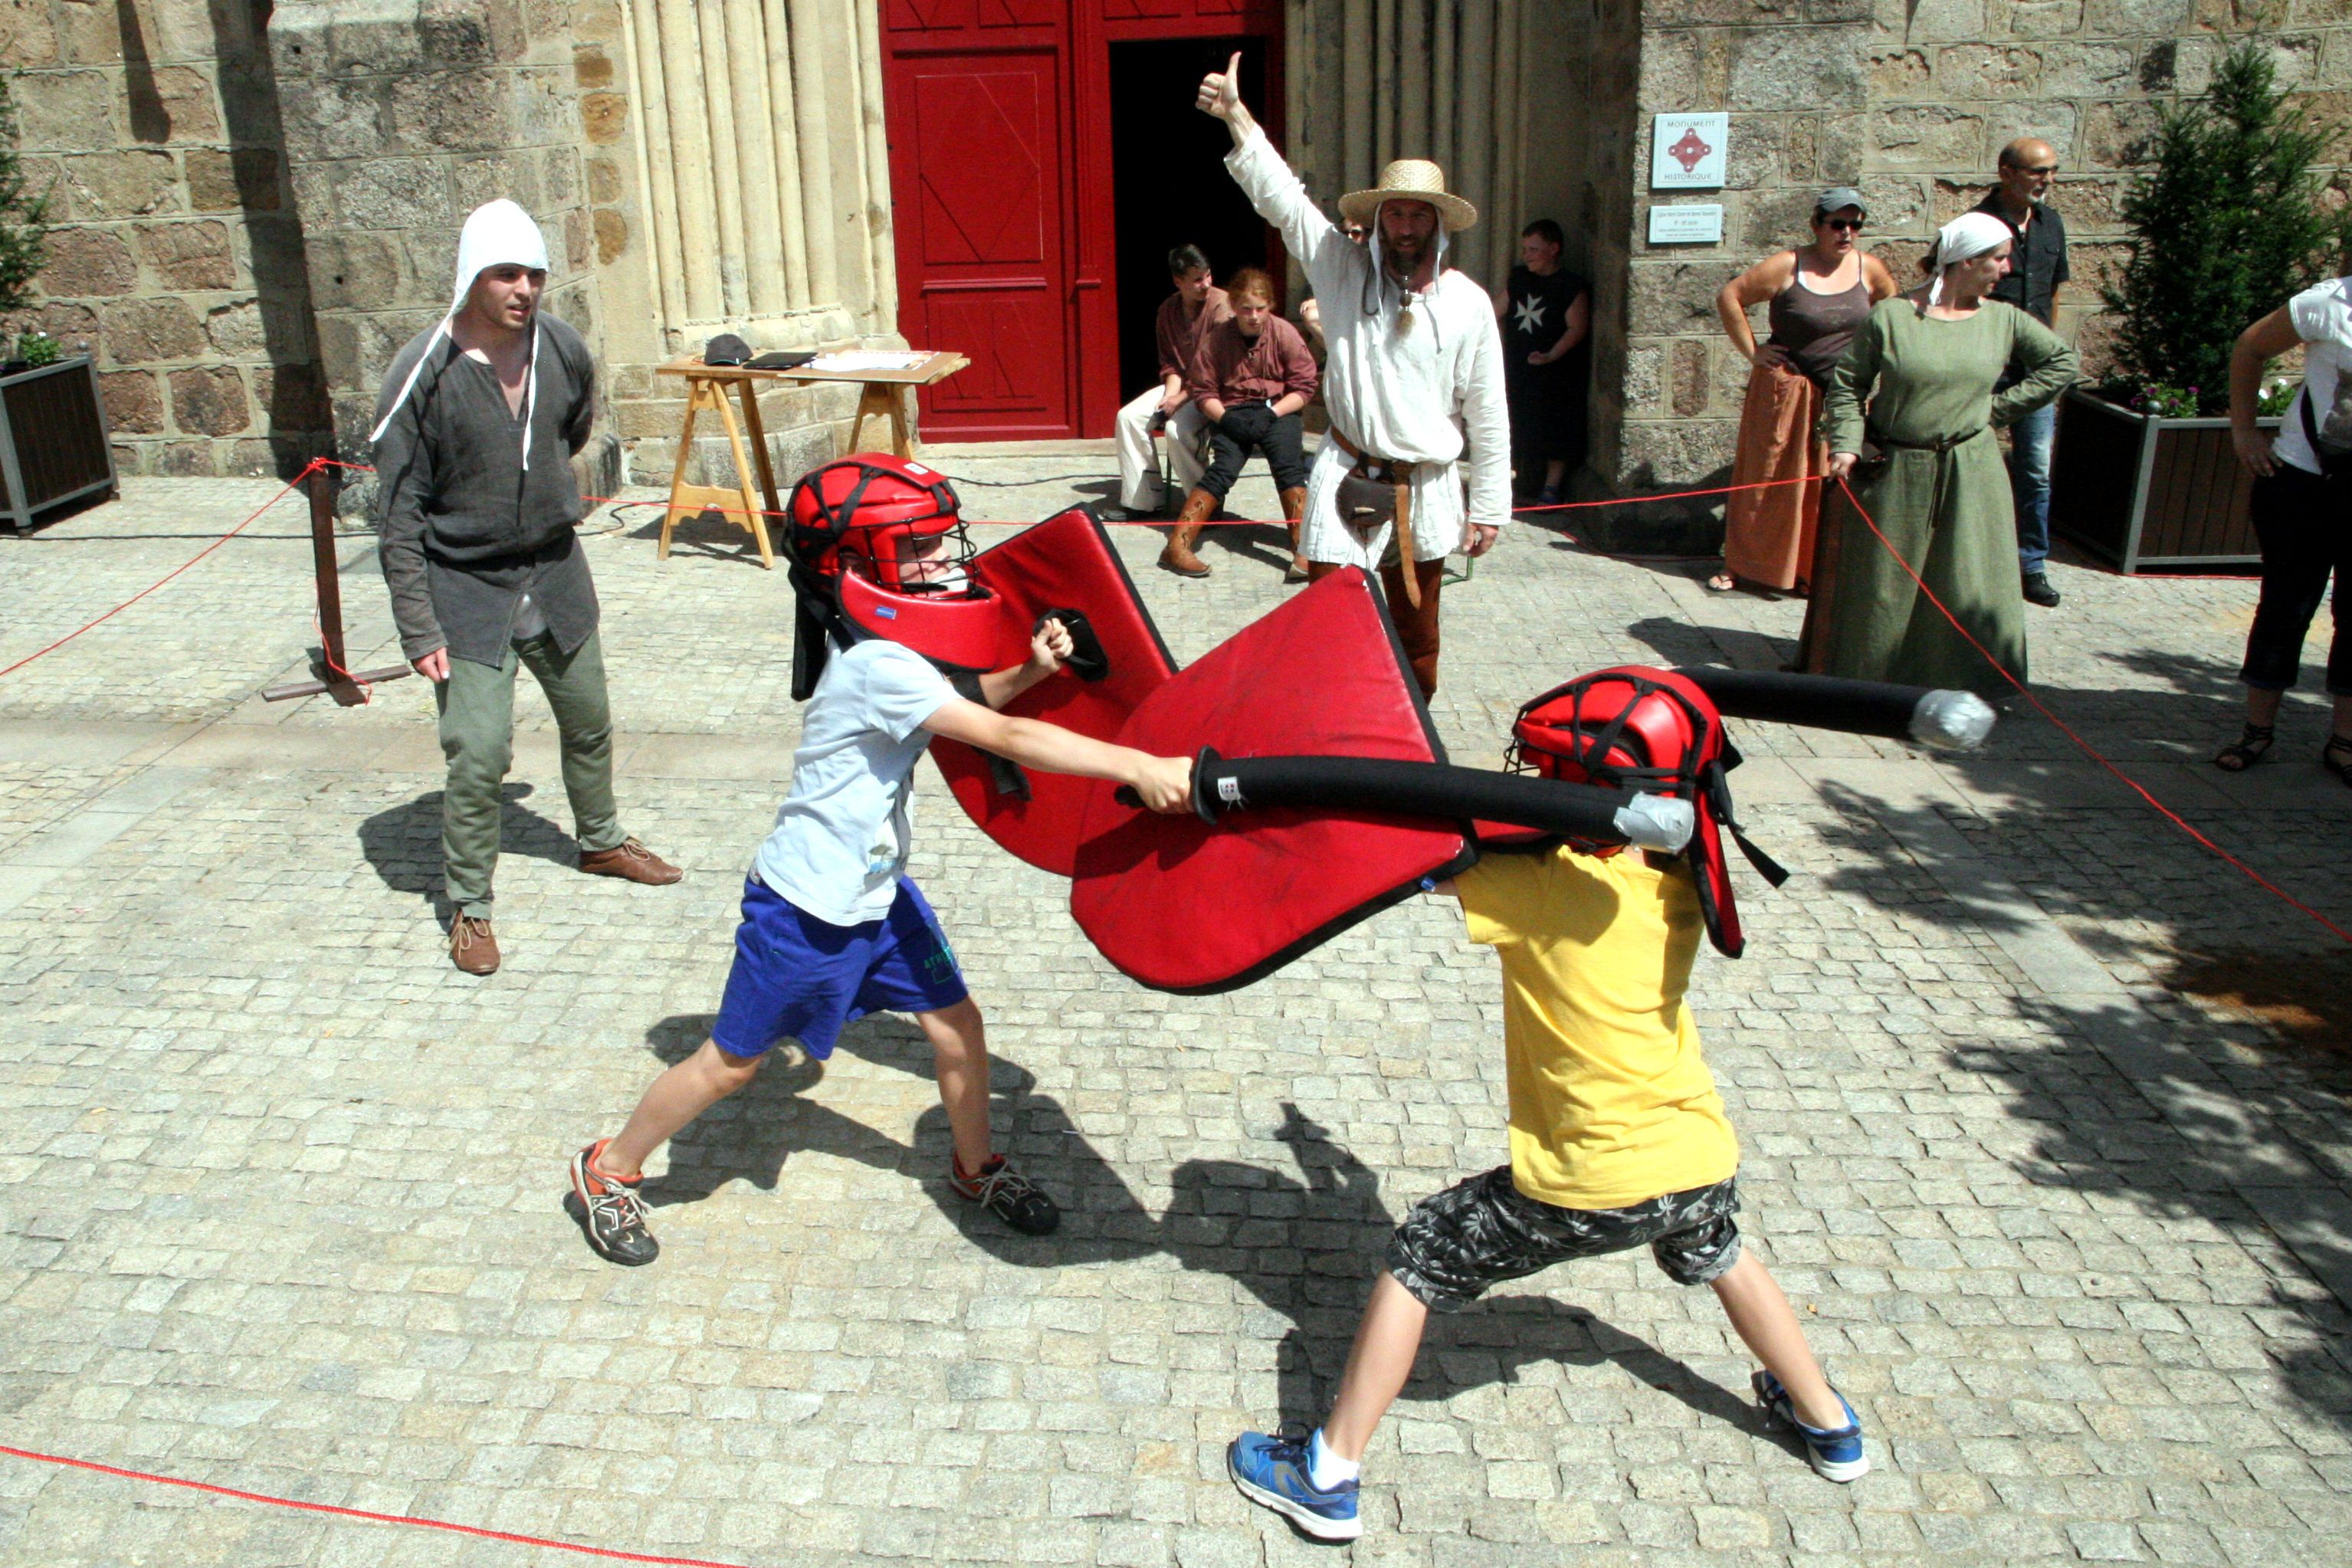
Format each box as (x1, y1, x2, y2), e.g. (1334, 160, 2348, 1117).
(261, 464, 413, 704)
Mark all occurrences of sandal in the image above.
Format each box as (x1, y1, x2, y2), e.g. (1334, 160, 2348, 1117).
(2213, 722, 2275, 772)
(1706, 572, 1737, 592)
(2324, 733, 2352, 786)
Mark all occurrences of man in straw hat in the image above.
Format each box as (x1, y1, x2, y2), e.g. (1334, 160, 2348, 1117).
(373, 198, 682, 977)
(1192, 53, 1509, 697)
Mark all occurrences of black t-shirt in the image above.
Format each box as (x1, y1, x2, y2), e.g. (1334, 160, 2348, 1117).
(1504, 265, 1589, 365)
(1975, 192, 2070, 324)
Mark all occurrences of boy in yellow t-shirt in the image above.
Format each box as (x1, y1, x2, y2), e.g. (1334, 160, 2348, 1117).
(1225, 841, 1865, 1542)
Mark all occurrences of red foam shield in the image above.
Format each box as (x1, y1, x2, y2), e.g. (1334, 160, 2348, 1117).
(1070, 569, 1475, 993)
(929, 507, 1179, 876)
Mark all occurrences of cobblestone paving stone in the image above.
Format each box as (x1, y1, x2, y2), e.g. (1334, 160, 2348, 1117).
(0, 461, 2348, 1566)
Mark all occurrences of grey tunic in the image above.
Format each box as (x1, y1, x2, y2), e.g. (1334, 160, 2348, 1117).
(374, 313, 599, 667)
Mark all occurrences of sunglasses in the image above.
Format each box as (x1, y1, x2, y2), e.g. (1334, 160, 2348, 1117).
(1821, 218, 1865, 233)
(2012, 163, 2058, 175)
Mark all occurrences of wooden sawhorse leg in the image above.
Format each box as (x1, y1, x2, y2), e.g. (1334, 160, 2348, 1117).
(660, 374, 776, 569)
(848, 381, 914, 458)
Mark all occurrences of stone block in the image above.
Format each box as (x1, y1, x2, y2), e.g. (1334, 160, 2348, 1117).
(572, 0, 626, 42)
(1869, 106, 1986, 169)
(2038, 42, 2140, 97)
(1616, 416, 1737, 484)
(1622, 343, 1665, 416)
(1987, 103, 2078, 163)
(580, 90, 627, 146)
(1729, 31, 1868, 111)
(109, 438, 146, 474)
(18, 69, 117, 151)
(1937, 45, 2042, 99)
(156, 438, 216, 475)
(512, 65, 572, 144)
(542, 146, 579, 206)
(169, 365, 251, 435)
(38, 227, 139, 297)
(2006, 0, 2084, 33)
(150, 65, 223, 140)
(138, 220, 238, 290)
(1639, 31, 1704, 107)
(205, 300, 267, 357)
(310, 231, 408, 311)
(1899, 0, 1986, 39)
(386, 69, 509, 155)
(1871, 49, 1934, 99)
(1858, 176, 1930, 232)
(29, 300, 100, 349)
(274, 75, 390, 162)
(2085, 0, 2193, 31)
(1931, 177, 1993, 225)
(0, 0, 60, 67)
(1671, 340, 1711, 416)
(1743, 186, 1823, 250)
(587, 157, 624, 205)
(333, 158, 454, 231)
(99, 297, 205, 362)
(185, 147, 283, 214)
(1786, 116, 1822, 182)
(153, 0, 235, 61)
(98, 369, 165, 434)
(1803, 0, 1875, 16)
(254, 361, 327, 431)
(1724, 120, 1781, 189)
(416, 0, 501, 67)
(450, 154, 544, 215)
(2083, 100, 2160, 169)
(2050, 176, 2125, 231)
(225, 438, 284, 475)
(1629, 260, 1740, 336)
(55, 0, 124, 64)
(594, 208, 628, 264)
(54, 149, 178, 219)
(323, 15, 430, 77)
(574, 45, 614, 90)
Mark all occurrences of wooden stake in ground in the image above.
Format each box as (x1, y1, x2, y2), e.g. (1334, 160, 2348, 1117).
(261, 464, 413, 704)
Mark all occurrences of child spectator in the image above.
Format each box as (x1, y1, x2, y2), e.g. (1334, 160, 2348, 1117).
(569, 456, 1192, 1265)
(1161, 267, 1319, 582)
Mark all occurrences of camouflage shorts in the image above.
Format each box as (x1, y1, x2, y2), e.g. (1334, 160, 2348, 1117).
(1386, 1167, 1742, 1313)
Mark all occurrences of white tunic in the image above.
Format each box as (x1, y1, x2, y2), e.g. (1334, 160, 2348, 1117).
(1225, 127, 1511, 566)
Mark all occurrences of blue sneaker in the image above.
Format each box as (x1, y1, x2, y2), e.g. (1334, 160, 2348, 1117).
(1226, 1428, 1361, 1542)
(1753, 1370, 1869, 1481)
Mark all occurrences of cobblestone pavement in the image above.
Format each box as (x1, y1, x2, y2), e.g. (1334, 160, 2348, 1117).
(1, 459, 2349, 1567)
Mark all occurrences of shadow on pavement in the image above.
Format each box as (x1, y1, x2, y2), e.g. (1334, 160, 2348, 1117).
(356, 783, 577, 921)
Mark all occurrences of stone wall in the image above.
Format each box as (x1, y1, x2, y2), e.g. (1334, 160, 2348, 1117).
(5, 0, 330, 477)
(1600, 1, 2352, 540)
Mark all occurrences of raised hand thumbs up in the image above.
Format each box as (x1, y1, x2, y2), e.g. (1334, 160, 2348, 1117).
(1196, 51, 1243, 120)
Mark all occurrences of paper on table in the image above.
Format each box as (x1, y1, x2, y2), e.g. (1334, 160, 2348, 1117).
(805, 350, 929, 372)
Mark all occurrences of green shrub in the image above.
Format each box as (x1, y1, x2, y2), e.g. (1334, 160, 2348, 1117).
(0, 76, 48, 318)
(2099, 44, 2350, 418)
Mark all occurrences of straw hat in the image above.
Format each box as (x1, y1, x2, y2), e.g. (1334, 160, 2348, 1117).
(1338, 160, 1478, 233)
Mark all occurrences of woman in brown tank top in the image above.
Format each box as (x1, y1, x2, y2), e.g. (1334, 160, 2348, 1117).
(1708, 189, 1899, 595)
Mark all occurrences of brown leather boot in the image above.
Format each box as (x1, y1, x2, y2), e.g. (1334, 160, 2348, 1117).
(579, 838, 684, 884)
(1279, 487, 1310, 583)
(449, 914, 500, 976)
(1158, 490, 1217, 578)
(1382, 558, 1447, 698)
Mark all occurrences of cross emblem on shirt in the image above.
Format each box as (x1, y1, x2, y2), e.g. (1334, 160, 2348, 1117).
(1513, 296, 1547, 335)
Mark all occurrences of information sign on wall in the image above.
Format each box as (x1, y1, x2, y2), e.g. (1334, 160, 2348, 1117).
(1649, 113, 1730, 190)
(1647, 205, 1725, 245)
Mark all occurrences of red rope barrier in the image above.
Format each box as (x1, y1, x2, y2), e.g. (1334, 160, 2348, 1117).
(1832, 474, 2352, 947)
(0, 1441, 761, 1567)
(0, 459, 325, 682)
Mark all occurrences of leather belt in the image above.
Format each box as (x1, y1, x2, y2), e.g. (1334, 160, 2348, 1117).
(1328, 428, 1424, 608)
(1868, 426, 1985, 454)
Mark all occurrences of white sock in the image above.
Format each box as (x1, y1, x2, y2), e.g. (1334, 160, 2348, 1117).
(1307, 1429, 1360, 1491)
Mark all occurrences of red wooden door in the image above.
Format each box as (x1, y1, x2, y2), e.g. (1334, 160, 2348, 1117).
(884, 4, 1079, 440)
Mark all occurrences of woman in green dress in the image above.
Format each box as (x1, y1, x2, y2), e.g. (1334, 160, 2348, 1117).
(1803, 212, 2078, 694)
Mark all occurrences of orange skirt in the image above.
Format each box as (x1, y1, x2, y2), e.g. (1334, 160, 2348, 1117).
(1723, 362, 1828, 592)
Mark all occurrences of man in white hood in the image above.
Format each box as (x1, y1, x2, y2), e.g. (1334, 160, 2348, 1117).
(373, 199, 681, 976)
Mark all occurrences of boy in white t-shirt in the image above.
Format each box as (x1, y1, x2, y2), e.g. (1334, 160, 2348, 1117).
(569, 457, 1193, 1265)
(2221, 278, 2352, 782)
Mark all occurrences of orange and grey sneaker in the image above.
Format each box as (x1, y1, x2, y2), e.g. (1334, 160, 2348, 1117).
(948, 1153, 1059, 1235)
(569, 1140, 658, 1265)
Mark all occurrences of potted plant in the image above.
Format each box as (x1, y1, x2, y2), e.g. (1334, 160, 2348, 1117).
(0, 74, 114, 533)
(2051, 44, 2350, 572)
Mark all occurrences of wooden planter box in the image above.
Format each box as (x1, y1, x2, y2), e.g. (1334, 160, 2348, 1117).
(2050, 385, 2272, 572)
(0, 356, 116, 532)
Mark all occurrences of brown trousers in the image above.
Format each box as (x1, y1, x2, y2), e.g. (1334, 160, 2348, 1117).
(1308, 557, 1447, 697)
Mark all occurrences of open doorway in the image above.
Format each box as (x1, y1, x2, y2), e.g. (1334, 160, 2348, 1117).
(1107, 38, 1278, 398)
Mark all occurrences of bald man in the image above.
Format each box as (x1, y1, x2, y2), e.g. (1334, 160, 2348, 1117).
(1976, 137, 2072, 609)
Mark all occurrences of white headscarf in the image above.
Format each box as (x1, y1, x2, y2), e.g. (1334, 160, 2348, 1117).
(1923, 212, 2014, 310)
(368, 199, 553, 467)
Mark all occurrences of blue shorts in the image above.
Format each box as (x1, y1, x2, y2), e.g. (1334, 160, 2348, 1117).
(710, 876, 969, 1061)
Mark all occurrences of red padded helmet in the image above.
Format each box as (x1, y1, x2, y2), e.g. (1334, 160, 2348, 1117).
(785, 453, 1019, 672)
(1509, 665, 1785, 957)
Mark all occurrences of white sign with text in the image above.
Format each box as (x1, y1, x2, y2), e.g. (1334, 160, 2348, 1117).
(1650, 113, 1730, 189)
(1648, 205, 1725, 244)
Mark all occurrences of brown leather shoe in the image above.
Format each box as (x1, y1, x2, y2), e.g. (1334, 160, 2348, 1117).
(1279, 486, 1310, 582)
(1158, 489, 1217, 578)
(449, 914, 500, 976)
(579, 838, 684, 885)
